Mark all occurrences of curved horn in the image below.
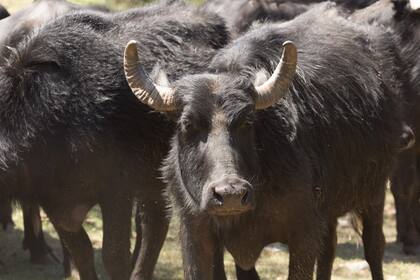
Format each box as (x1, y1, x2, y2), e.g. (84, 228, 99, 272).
(124, 40, 176, 111)
(254, 41, 297, 110)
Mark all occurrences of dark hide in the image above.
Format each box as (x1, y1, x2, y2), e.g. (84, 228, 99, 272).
(0, 0, 111, 271)
(351, 0, 420, 255)
(268, 0, 378, 9)
(0, 1, 228, 279)
(202, 0, 313, 37)
(0, 0, 113, 54)
(162, 3, 402, 280)
(202, 0, 378, 38)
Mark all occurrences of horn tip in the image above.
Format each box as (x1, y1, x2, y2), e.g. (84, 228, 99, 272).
(127, 40, 139, 47)
(282, 41, 297, 52)
(282, 40, 297, 61)
(283, 40, 295, 46)
(125, 40, 139, 60)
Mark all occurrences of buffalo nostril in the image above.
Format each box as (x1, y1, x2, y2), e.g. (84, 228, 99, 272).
(213, 189, 224, 205)
(241, 190, 249, 205)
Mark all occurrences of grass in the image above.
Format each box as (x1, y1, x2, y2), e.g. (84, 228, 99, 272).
(0, 190, 419, 280)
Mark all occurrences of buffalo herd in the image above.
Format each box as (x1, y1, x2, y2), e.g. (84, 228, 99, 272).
(0, 0, 419, 279)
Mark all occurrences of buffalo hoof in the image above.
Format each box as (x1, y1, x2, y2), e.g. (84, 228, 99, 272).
(402, 243, 420, 255)
(24, 243, 60, 265)
(0, 220, 14, 231)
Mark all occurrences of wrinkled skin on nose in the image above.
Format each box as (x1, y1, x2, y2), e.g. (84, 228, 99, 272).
(201, 175, 255, 215)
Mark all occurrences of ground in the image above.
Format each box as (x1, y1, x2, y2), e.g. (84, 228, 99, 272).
(0, 0, 420, 279)
(0, 190, 419, 280)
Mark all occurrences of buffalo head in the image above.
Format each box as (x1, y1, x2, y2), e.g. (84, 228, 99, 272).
(124, 40, 297, 216)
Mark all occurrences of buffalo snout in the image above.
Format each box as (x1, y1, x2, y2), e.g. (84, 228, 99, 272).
(202, 176, 255, 216)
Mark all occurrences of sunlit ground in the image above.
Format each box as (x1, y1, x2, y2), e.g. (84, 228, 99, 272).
(0, 190, 419, 280)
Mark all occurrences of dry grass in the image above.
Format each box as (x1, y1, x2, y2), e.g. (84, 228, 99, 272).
(0, 190, 419, 280)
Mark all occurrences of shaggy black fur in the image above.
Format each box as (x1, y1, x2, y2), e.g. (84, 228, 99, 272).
(163, 3, 403, 279)
(0, 1, 228, 279)
(351, 0, 420, 255)
(203, 0, 379, 37)
(203, 0, 313, 36)
(0, 0, 111, 270)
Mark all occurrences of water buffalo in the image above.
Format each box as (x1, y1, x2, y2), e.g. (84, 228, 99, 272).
(0, 0, 110, 270)
(125, 3, 404, 279)
(350, 0, 420, 255)
(202, 0, 313, 36)
(0, 0, 228, 279)
(202, 0, 380, 38)
(0, 1, 57, 266)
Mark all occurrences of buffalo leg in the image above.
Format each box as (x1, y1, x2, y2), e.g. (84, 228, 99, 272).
(130, 199, 169, 280)
(316, 219, 337, 280)
(361, 204, 385, 280)
(413, 184, 420, 234)
(131, 205, 142, 269)
(288, 238, 317, 280)
(235, 265, 260, 280)
(21, 201, 53, 263)
(180, 216, 216, 280)
(287, 211, 319, 280)
(0, 197, 14, 230)
(61, 238, 76, 278)
(413, 157, 420, 235)
(101, 195, 132, 280)
(213, 241, 227, 280)
(56, 227, 98, 280)
(391, 150, 420, 254)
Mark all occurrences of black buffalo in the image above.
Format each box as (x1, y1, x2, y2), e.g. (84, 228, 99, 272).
(0, 1, 56, 266)
(0, 0, 109, 271)
(202, 0, 379, 38)
(202, 0, 313, 36)
(0, 0, 228, 279)
(0, 0, 90, 48)
(125, 3, 404, 279)
(350, 0, 420, 255)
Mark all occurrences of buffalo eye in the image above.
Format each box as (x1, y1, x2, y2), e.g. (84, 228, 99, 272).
(230, 116, 254, 132)
(238, 120, 252, 130)
(179, 116, 209, 143)
(26, 60, 61, 72)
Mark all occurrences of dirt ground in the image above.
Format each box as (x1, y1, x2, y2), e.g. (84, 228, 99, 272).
(0, 190, 419, 280)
